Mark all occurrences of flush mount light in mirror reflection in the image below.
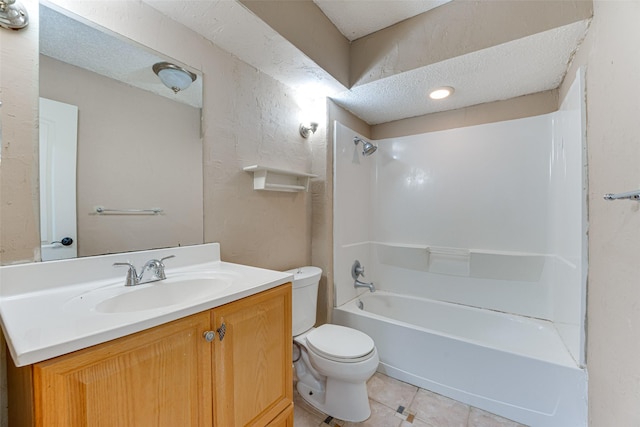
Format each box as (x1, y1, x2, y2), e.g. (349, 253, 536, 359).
(39, 3, 204, 260)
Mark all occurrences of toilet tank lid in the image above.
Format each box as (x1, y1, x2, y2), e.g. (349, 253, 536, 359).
(284, 266, 322, 288)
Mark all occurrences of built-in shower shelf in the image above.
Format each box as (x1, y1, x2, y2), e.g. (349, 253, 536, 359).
(243, 165, 317, 192)
(375, 242, 546, 282)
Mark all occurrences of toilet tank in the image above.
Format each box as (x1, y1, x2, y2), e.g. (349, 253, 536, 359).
(285, 266, 322, 336)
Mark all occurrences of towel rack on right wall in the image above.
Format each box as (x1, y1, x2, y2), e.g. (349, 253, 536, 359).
(603, 189, 640, 201)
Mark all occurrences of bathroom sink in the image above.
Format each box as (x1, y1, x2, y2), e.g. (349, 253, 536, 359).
(95, 277, 231, 313)
(65, 274, 233, 314)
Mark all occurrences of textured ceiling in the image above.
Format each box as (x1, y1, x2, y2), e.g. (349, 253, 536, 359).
(142, 0, 346, 97)
(332, 20, 589, 124)
(46, 1, 590, 126)
(142, 0, 590, 125)
(313, 0, 451, 41)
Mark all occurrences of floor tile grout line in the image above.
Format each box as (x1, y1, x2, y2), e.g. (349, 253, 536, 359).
(368, 390, 418, 414)
(297, 372, 525, 427)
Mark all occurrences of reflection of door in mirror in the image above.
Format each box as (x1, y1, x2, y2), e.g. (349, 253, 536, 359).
(39, 97, 78, 261)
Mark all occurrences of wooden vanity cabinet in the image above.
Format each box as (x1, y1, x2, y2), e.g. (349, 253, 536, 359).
(212, 284, 293, 426)
(33, 312, 213, 426)
(8, 283, 292, 427)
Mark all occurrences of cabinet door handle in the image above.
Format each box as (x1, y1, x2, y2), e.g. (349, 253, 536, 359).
(203, 331, 215, 342)
(216, 323, 226, 341)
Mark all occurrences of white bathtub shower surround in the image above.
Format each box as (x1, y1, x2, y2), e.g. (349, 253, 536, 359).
(334, 292, 587, 427)
(334, 115, 584, 315)
(333, 116, 559, 310)
(332, 73, 587, 426)
(333, 71, 586, 357)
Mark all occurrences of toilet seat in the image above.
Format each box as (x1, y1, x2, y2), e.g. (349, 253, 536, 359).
(306, 324, 375, 363)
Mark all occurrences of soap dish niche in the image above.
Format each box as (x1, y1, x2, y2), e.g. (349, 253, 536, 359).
(243, 165, 317, 192)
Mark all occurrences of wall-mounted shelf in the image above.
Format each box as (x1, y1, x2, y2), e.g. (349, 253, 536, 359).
(243, 165, 317, 192)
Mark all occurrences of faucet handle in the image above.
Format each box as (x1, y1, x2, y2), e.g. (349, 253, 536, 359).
(155, 255, 175, 280)
(351, 260, 366, 280)
(160, 255, 175, 265)
(113, 262, 139, 286)
(141, 255, 175, 282)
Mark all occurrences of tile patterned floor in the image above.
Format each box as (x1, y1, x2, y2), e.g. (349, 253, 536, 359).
(293, 372, 528, 427)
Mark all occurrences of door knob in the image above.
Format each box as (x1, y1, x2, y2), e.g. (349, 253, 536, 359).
(52, 237, 73, 246)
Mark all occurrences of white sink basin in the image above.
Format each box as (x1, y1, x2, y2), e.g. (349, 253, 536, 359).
(95, 277, 232, 313)
(65, 273, 234, 314)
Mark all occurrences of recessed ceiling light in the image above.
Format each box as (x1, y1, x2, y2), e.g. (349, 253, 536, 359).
(429, 86, 455, 100)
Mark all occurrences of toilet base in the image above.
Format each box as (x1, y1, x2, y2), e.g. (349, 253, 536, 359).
(292, 327, 378, 422)
(297, 376, 372, 422)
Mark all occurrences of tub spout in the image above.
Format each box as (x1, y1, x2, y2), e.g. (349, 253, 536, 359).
(354, 279, 375, 292)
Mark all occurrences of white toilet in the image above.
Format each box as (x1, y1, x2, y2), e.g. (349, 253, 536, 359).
(286, 266, 379, 422)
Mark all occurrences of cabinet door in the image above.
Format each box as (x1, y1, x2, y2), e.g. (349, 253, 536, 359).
(213, 284, 292, 426)
(34, 312, 213, 427)
(267, 403, 294, 427)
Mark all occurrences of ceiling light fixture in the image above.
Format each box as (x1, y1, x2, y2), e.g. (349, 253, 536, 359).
(152, 62, 197, 94)
(429, 86, 455, 100)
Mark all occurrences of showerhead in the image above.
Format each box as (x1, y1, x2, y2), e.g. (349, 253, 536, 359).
(354, 137, 377, 156)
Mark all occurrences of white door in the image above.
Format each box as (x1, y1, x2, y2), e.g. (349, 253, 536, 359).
(39, 97, 78, 261)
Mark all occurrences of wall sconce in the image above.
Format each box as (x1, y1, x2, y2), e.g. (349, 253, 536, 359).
(299, 122, 318, 138)
(0, 0, 29, 30)
(152, 62, 197, 94)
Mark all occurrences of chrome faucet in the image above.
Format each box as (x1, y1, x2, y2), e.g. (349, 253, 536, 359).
(354, 279, 376, 292)
(113, 255, 175, 286)
(351, 260, 376, 292)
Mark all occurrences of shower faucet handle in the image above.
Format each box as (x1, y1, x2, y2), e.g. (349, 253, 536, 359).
(351, 260, 366, 279)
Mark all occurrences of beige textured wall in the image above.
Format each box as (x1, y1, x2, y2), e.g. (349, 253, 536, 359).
(0, 0, 40, 266)
(40, 56, 203, 257)
(560, 2, 640, 425)
(201, 58, 313, 270)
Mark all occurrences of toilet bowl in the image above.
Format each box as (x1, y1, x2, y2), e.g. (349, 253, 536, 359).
(286, 267, 379, 422)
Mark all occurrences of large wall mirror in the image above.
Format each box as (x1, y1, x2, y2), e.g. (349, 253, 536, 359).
(39, 2, 204, 260)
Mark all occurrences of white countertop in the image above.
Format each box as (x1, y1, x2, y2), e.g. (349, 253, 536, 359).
(0, 243, 292, 366)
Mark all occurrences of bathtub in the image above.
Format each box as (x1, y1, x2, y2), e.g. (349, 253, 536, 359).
(333, 292, 587, 427)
